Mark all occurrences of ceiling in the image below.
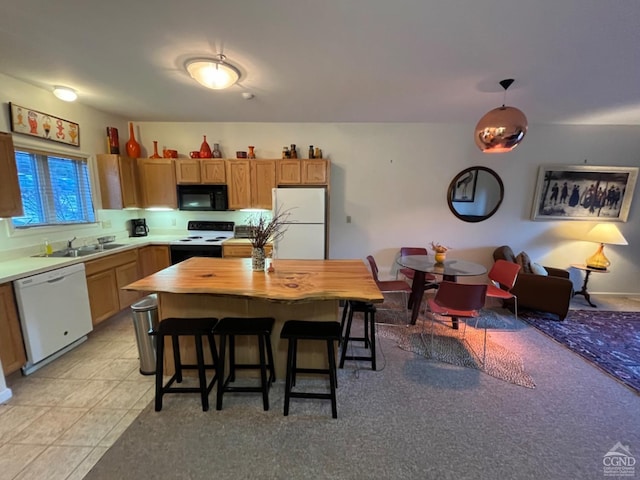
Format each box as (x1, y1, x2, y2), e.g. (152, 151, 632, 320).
(2, 0, 639, 125)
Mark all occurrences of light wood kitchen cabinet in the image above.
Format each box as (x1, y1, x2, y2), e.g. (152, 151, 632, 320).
(175, 159, 226, 184)
(138, 245, 171, 278)
(302, 159, 330, 184)
(137, 158, 177, 208)
(222, 242, 272, 258)
(226, 159, 276, 210)
(226, 160, 251, 209)
(85, 270, 119, 326)
(116, 261, 141, 309)
(251, 160, 277, 209)
(85, 249, 140, 326)
(96, 153, 139, 209)
(276, 159, 329, 186)
(0, 132, 24, 218)
(0, 283, 27, 375)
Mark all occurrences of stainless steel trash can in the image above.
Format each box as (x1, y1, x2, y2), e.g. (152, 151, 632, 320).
(131, 294, 159, 375)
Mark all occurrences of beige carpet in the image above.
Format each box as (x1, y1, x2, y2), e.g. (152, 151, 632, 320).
(372, 296, 536, 389)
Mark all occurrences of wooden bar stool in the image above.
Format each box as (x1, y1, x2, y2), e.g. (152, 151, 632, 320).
(152, 317, 219, 412)
(339, 301, 377, 370)
(280, 320, 341, 419)
(213, 317, 276, 411)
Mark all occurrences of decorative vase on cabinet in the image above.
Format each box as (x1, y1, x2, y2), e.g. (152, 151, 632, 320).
(200, 135, 212, 158)
(212, 143, 222, 158)
(150, 141, 161, 158)
(126, 122, 141, 158)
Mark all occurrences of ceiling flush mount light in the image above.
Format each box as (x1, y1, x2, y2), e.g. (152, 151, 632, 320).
(185, 54, 241, 90)
(474, 78, 528, 153)
(53, 86, 77, 102)
(584, 223, 628, 270)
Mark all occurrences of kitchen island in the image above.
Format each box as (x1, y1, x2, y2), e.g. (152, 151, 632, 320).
(124, 257, 383, 378)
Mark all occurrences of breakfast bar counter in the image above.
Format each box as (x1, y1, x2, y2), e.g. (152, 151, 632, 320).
(125, 257, 383, 377)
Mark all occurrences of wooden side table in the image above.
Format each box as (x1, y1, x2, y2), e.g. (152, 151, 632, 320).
(570, 264, 609, 308)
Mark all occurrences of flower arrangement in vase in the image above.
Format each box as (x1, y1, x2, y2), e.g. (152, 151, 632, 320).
(245, 207, 291, 271)
(430, 242, 451, 263)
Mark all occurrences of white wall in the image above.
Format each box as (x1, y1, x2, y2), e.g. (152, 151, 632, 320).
(1, 74, 639, 295)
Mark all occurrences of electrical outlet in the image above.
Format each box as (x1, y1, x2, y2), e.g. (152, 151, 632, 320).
(102, 220, 112, 229)
(171, 218, 176, 226)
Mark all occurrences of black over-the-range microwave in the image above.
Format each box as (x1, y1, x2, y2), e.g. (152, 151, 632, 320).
(177, 185, 229, 211)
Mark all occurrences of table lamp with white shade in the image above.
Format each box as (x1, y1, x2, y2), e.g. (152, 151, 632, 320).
(584, 223, 628, 270)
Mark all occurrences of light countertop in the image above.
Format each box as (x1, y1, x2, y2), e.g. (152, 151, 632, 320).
(0, 235, 178, 284)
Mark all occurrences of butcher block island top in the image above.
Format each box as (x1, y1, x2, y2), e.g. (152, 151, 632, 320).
(125, 257, 384, 304)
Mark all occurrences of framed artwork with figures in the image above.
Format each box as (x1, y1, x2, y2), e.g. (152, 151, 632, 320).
(531, 164, 638, 221)
(8, 103, 80, 147)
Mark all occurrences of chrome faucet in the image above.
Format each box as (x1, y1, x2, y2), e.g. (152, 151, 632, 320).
(67, 236, 77, 249)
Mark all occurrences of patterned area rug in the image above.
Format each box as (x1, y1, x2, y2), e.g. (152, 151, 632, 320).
(519, 309, 640, 394)
(370, 297, 536, 389)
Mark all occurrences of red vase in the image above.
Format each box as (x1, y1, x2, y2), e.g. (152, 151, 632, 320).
(150, 141, 161, 158)
(200, 135, 212, 158)
(126, 122, 141, 158)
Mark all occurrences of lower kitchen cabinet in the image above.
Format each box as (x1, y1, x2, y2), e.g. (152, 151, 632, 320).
(85, 270, 120, 326)
(138, 245, 170, 277)
(0, 283, 27, 375)
(85, 249, 140, 326)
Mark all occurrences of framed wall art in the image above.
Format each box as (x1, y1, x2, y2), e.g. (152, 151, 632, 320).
(451, 168, 478, 202)
(8, 102, 80, 147)
(531, 164, 638, 222)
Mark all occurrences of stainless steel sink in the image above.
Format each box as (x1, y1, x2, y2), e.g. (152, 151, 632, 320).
(32, 243, 126, 258)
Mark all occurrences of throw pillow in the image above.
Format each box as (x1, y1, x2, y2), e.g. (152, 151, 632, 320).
(530, 262, 548, 276)
(515, 251, 533, 274)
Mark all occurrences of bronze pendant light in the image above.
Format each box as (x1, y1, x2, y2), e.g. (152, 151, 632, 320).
(474, 79, 528, 153)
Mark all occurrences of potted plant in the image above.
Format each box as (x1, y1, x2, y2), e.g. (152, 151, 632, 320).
(245, 208, 291, 271)
(430, 242, 451, 263)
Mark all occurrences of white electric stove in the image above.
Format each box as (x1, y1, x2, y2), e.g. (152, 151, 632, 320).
(169, 221, 234, 264)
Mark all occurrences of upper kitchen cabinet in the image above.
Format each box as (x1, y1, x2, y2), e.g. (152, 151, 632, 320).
(226, 159, 276, 210)
(276, 159, 329, 186)
(226, 160, 251, 209)
(175, 159, 226, 185)
(251, 160, 277, 209)
(0, 132, 24, 218)
(137, 158, 177, 208)
(96, 154, 139, 209)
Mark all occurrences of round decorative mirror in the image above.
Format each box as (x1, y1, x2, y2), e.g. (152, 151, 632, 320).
(447, 166, 504, 222)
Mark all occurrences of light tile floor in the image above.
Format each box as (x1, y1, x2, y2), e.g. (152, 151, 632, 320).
(0, 309, 155, 480)
(1, 293, 639, 479)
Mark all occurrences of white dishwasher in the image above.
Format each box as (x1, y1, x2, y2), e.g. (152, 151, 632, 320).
(13, 262, 93, 374)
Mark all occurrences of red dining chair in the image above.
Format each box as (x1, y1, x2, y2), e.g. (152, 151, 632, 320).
(366, 255, 413, 323)
(425, 281, 488, 364)
(486, 260, 521, 320)
(397, 247, 439, 290)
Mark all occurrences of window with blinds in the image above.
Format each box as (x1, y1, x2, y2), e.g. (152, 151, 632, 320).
(12, 148, 96, 227)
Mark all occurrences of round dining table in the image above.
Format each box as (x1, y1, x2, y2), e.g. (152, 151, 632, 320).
(396, 255, 487, 326)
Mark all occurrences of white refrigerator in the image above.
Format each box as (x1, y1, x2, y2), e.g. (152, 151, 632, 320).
(272, 187, 326, 259)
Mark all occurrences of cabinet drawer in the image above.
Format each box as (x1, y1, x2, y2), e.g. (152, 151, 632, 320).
(84, 249, 138, 276)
